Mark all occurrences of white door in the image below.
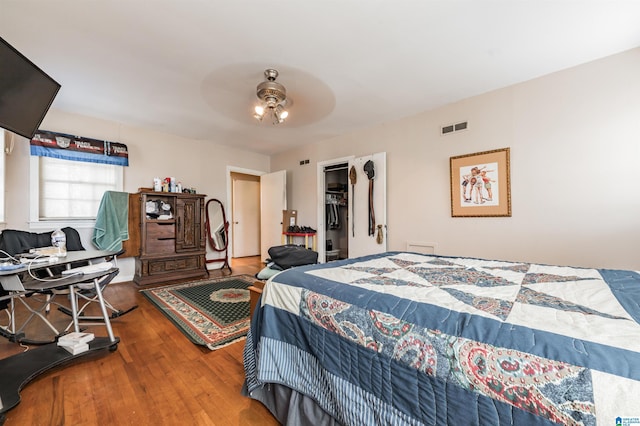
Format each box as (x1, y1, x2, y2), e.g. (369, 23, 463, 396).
(232, 179, 260, 257)
(260, 170, 287, 262)
(348, 152, 387, 258)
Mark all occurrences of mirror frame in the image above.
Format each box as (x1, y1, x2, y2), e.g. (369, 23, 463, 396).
(204, 198, 232, 272)
(205, 198, 228, 251)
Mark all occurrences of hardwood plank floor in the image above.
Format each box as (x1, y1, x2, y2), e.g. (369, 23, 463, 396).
(0, 256, 279, 425)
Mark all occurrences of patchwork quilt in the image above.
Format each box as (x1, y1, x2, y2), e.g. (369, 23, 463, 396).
(244, 252, 640, 425)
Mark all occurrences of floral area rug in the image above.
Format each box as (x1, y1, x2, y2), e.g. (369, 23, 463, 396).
(141, 275, 255, 350)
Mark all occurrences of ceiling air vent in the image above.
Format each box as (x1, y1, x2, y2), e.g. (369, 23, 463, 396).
(441, 121, 468, 136)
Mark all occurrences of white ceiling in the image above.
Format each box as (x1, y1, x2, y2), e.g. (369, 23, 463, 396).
(3, 1, 640, 155)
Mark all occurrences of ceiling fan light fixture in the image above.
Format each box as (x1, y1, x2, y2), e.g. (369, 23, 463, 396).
(275, 104, 288, 123)
(254, 105, 265, 120)
(254, 68, 289, 125)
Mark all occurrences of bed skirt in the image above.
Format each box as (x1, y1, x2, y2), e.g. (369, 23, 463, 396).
(242, 382, 341, 426)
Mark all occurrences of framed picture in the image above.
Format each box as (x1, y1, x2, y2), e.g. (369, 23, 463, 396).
(450, 147, 511, 217)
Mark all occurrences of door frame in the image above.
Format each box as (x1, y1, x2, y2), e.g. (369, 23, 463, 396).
(316, 156, 354, 264)
(226, 166, 266, 261)
(230, 178, 261, 257)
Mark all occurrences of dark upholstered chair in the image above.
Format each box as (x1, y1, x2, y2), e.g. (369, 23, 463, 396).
(0, 227, 85, 258)
(0, 228, 86, 310)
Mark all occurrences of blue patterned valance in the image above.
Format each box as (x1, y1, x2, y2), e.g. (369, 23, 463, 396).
(30, 130, 129, 166)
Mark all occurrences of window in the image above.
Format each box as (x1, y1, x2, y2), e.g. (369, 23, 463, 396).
(34, 156, 123, 220)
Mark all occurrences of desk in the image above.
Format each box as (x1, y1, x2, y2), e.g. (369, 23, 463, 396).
(281, 232, 317, 250)
(0, 250, 121, 415)
(0, 250, 121, 344)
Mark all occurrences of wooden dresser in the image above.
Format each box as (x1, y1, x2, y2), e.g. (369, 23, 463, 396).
(124, 190, 208, 286)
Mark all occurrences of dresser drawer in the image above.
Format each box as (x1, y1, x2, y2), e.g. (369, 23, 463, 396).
(146, 222, 175, 239)
(148, 255, 201, 275)
(145, 238, 174, 254)
(145, 222, 175, 254)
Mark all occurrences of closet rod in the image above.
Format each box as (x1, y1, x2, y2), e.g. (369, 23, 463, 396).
(324, 163, 348, 172)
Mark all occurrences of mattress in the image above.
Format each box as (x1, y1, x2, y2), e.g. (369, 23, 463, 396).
(244, 251, 640, 425)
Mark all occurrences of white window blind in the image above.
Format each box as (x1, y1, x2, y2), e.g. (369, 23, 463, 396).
(38, 156, 123, 220)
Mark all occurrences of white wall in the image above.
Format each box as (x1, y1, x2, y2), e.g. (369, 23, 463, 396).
(272, 48, 640, 270)
(4, 110, 270, 280)
(4, 48, 639, 274)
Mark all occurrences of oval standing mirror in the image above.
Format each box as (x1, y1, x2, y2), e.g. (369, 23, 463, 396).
(205, 198, 231, 272)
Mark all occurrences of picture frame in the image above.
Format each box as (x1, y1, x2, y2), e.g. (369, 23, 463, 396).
(450, 147, 511, 217)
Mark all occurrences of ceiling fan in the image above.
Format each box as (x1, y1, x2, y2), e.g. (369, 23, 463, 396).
(253, 68, 289, 125)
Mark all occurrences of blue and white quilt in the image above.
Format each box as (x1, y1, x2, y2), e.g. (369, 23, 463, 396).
(244, 252, 640, 425)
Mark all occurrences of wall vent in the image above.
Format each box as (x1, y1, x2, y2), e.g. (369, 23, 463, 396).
(441, 121, 468, 136)
(406, 241, 437, 255)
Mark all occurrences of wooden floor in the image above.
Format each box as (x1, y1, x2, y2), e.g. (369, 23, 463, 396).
(0, 256, 279, 425)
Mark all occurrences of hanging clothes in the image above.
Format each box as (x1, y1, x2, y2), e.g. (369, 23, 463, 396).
(326, 193, 342, 230)
(326, 202, 340, 229)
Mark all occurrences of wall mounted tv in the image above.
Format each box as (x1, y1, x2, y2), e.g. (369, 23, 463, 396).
(0, 36, 61, 139)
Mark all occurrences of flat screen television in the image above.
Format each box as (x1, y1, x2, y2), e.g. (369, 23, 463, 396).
(0, 36, 61, 139)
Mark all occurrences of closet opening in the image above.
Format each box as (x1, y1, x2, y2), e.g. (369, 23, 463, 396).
(323, 163, 349, 261)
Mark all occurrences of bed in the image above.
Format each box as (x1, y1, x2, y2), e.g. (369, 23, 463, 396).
(243, 251, 640, 425)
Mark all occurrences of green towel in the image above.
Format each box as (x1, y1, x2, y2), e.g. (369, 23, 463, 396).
(92, 191, 129, 251)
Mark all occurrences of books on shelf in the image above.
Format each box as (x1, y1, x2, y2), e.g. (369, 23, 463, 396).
(57, 332, 95, 354)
